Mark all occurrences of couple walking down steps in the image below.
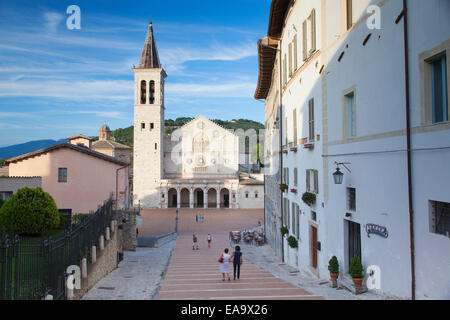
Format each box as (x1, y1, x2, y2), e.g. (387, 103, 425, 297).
(218, 246, 243, 281)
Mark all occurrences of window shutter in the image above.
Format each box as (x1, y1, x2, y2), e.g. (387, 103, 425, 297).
(302, 20, 308, 61)
(288, 42, 292, 77)
(294, 168, 297, 187)
(309, 99, 315, 141)
(314, 170, 319, 193)
(293, 34, 298, 70)
(293, 108, 298, 144)
(347, 0, 353, 30)
(306, 169, 311, 191)
(311, 9, 316, 53)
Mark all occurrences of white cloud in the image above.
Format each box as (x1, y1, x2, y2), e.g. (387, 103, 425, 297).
(0, 80, 133, 101)
(166, 81, 255, 99)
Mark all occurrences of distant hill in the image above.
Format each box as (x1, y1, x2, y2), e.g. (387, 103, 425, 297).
(0, 118, 265, 160)
(0, 139, 67, 160)
(96, 118, 265, 148)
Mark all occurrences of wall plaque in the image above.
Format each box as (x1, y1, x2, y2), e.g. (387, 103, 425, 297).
(365, 223, 388, 238)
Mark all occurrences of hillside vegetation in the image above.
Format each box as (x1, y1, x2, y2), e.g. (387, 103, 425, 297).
(106, 118, 265, 148)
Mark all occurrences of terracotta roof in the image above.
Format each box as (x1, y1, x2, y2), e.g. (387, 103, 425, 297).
(138, 21, 161, 69)
(6, 143, 129, 166)
(267, 0, 291, 37)
(254, 0, 291, 100)
(254, 38, 278, 100)
(67, 134, 94, 141)
(92, 140, 131, 150)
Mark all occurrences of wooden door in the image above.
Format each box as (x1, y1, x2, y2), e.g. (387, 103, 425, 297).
(348, 221, 361, 262)
(311, 226, 318, 268)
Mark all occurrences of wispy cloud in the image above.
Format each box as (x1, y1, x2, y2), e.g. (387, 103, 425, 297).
(166, 81, 255, 99)
(0, 80, 133, 101)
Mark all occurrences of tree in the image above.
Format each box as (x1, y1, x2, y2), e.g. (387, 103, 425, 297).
(0, 187, 60, 235)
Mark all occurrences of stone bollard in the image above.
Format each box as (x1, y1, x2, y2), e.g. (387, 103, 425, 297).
(91, 246, 97, 263)
(99, 235, 105, 250)
(81, 258, 87, 279)
(105, 227, 111, 241)
(111, 220, 115, 232)
(44, 294, 53, 300)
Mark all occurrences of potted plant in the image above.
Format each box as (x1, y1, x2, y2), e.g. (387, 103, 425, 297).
(280, 183, 288, 193)
(280, 226, 289, 238)
(328, 256, 339, 284)
(287, 236, 298, 249)
(349, 256, 364, 289)
(301, 192, 316, 206)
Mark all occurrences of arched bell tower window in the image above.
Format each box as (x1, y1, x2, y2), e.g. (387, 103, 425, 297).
(140, 80, 147, 104)
(149, 80, 155, 104)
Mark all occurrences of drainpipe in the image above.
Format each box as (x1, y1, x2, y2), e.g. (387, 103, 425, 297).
(116, 164, 129, 211)
(278, 38, 285, 263)
(401, 0, 415, 300)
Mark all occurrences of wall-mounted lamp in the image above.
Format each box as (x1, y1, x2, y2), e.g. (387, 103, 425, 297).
(333, 162, 351, 185)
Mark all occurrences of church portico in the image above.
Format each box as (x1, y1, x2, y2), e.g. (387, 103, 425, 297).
(159, 179, 239, 210)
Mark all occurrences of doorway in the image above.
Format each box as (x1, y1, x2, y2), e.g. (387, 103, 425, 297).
(310, 225, 318, 269)
(347, 220, 361, 272)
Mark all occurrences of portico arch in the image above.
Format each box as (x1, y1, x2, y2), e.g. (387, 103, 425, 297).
(208, 188, 217, 208)
(194, 188, 204, 208)
(168, 188, 177, 208)
(220, 188, 230, 208)
(180, 188, 190, 208)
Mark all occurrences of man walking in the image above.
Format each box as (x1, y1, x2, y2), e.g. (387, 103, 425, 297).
(192, 234, 199, 250)
(207, 234, 212, 248)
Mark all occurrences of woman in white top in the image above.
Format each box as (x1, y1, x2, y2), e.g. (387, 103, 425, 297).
(219, 248, 231, 281)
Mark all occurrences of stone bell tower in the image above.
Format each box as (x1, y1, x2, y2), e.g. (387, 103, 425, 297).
(133, 20, 166, 208)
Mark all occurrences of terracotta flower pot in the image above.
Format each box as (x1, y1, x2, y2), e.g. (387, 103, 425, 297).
(330, 272, 339, 282)
(352, 277, 363, 288)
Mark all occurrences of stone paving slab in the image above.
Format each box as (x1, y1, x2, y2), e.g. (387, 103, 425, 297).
(157, 234, 323, 300)
(82, 241, 176, 300)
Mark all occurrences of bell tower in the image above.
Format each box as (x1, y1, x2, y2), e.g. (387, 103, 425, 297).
(133, 20, 166, 208)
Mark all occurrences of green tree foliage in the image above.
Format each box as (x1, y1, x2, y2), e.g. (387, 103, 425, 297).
(98, 118, 265, 147)
(0, 187, 60, 235)
(112, 126, 134, 147)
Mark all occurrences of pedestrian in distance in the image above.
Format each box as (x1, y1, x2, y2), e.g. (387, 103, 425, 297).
(231, 245, 243, 280)
(192, 234, 199, 250)
(207, 234, 212, 248)
(196, 214, 198, 223)
(218, 248, 231, 281)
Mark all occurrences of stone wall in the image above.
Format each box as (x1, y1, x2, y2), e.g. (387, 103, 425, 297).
(118, 210, 137, 251)
(70, 210, 137, 300)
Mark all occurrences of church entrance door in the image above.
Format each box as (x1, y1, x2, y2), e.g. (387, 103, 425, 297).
(194, 188, 204, 208)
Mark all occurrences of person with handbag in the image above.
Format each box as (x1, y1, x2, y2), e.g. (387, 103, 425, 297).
(219, 248, 231, 281)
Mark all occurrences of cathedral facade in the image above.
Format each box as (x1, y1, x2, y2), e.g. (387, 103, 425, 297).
(133, 22, 263, 209)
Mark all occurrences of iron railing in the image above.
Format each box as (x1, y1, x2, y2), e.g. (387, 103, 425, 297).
(0, 199, 115, 300)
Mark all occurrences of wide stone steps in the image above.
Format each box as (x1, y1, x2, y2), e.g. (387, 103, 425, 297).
(157, 235, 324, 300)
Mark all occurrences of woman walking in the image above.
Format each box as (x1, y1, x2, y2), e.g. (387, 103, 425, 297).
(231, 246, 243, 280)
(219, 248, 231, 281)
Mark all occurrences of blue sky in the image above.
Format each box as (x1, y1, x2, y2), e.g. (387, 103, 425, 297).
(0, 0, 270, 147)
